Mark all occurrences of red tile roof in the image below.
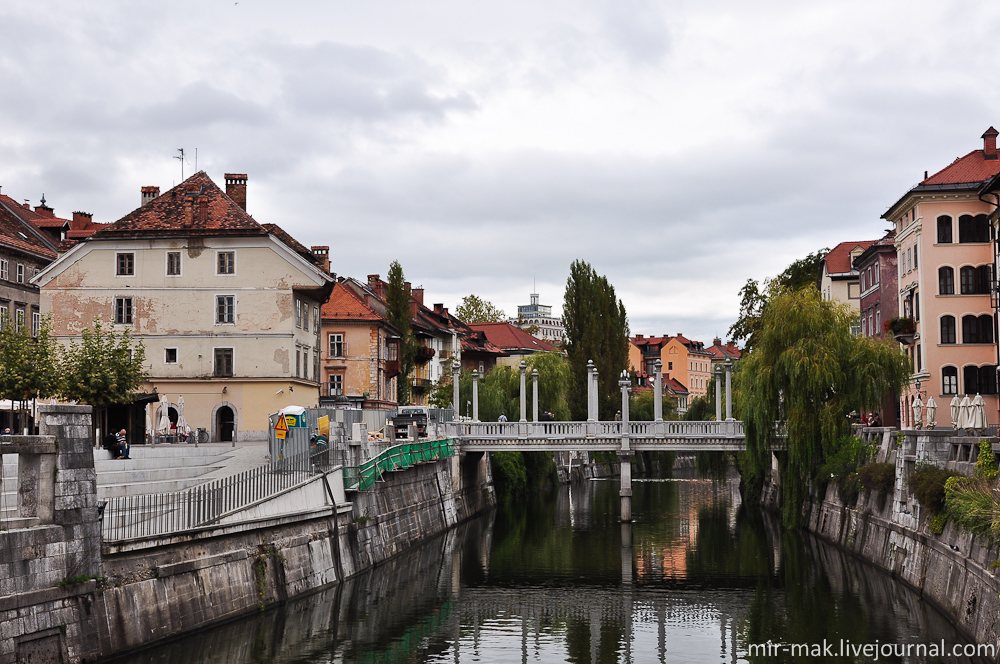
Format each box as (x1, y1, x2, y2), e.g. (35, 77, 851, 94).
(261, 223, 320, 265)
(823, 240, 876, 275)
(94, 171, 266, 239)
(468, 322, 557, 352)
(705, 341, 741, 361)
(321, 281, 382, 321)
(921, 147, 1000, 186)
(0, 197, 58, 260)
(663, 376, 688, 394)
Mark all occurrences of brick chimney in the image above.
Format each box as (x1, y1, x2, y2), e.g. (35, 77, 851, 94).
(311, 246, 330, 274)
(198, 197, 209, 224)
(412, 287, 424, 305)
(225, 173, 248, 211)
(367, 274, 384, 299)
(35, 195, 54, 217)
(984, 127, 999, 160)
(182, 198, 194, 228)
(72, 211, 92, 228)
(141, 186, 160, 207)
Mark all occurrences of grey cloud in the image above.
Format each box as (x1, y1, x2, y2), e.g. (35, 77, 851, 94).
(129, 82, 270, 130)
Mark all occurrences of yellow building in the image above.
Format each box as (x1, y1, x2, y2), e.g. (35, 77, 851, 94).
(34, 172, 334, 442)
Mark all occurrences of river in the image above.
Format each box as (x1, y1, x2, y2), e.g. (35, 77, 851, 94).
(112, 474, 992, 663)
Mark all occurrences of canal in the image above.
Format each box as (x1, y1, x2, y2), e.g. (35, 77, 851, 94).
(114, 474, 991, 663)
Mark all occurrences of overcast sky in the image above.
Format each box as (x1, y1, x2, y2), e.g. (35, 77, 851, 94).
(3, 1, 1000, 344)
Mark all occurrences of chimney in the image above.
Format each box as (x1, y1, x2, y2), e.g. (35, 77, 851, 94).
(412, 287, 424, 305)
(636, 334, 644, 341)
(367, 274, 383, 299)
(141, 186, 160, 207)
(198, 197, 209, 224)
(225, 173, 248, 211)
(984, 127, 999, 160)
(182, 197, 194, 228)
(72, 211, 92, 228)
(311, 246, 331, 274)
(34, 204, 54, 218)
(713, 337, 721, 346)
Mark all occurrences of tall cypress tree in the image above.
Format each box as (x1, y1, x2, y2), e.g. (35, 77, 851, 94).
(562, 260, 630, 420)
(385, 261, 415, 405)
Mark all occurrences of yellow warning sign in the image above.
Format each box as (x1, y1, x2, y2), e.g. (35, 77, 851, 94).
(275, 413, 289, 440)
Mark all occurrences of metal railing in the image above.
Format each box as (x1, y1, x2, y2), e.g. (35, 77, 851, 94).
(343, 438, 455, 492)
(102, 456, 315, 541)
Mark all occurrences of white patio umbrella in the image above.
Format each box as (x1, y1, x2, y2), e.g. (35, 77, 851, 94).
(176, 395, 189, 441)
(911, 394, 924, 429)
(970, 393, 987, 432)
(958, 394, 973, 430)
(157, 393, 171, 434)
(951, 395, 961, 429)
(926, 397, 937, 429)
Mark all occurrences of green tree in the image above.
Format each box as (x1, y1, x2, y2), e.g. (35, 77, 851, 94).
(728, 249, 828, 353)
(61, 318, 147, 442)
(0, 314, 60, 426)
(736, 287, 910, 528)
(385, 261, 416, 405)
(456, 294, 507, 323)
(683, 395, 714, 421)
(562, 260, 630, 420)
(629, 389, 677, 421)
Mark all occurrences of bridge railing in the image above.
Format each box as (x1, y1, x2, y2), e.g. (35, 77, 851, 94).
(449, 420, 745, 440)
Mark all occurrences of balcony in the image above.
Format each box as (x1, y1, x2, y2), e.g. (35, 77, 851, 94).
(884, 317, 916, 345)
(385, 359, 401, 378)
(412, 377, 433, 392)
(415, 346, 436, 364)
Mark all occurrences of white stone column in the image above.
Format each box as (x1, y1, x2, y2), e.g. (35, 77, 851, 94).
(654, 359, 663, 422)
(715, 364, 723, 421)
(587, 360, 596, 421)
(452, 360, 460, 418)
(725, 359, 734, 421)
(619, 370, 633, 522)
(519, 361, 527, 423)
(532, 369, 539, 422)
(472, 370, 480, 422)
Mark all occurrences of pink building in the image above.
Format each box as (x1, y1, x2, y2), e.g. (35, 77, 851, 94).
(883, 127, 1000, 427)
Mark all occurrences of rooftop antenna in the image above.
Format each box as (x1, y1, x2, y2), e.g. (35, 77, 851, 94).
(175, 148, 186, 180)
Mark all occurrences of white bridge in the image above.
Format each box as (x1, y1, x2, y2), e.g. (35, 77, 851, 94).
(449, 420, 747, 452)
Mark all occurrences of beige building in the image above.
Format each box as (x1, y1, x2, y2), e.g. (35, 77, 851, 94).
(34, 172, 334, 442)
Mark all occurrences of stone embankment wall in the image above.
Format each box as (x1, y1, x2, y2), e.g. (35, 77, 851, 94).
(0, 405, 494, 663)
(775, 428, 1000, 652)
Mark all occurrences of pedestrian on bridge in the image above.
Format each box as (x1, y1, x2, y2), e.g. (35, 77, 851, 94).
(498, 413, 507, 422)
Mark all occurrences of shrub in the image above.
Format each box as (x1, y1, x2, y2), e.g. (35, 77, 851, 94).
(929, 513, 947, 535)
(976, 440, 998, 479)
(908, 464, 962, 514)
(859, 462, 895, 508)
(817, 436, 875, 506)
(944, 475, 999, 539)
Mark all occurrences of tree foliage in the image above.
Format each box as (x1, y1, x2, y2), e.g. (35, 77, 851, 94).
(728, 249, 828, 353)
(562, 260, 630, 420)
(385, 261, 416, 405)
(736, 286, 910, 528)
(629, 390, 678, 421)
(0, 314, 60, 411)
(456, 294, 507, 324)
(61, 319, 147, 412)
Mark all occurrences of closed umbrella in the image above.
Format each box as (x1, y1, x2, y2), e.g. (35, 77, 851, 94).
(911, 394, 923, 429)
(958, 395, 973, 430)
(157, 393, 171, 434)
(951, 396, 961, 429)
(926, 397, 937, 429)
(970, 393, 987, 432)
(176, 395, 189, 441)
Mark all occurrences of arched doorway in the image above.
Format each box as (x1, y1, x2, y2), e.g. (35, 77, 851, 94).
(216, 405, 236, 442)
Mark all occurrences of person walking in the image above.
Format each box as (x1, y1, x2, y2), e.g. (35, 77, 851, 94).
(498, 413, 507, 422)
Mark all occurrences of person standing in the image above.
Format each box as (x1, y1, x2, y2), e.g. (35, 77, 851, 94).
(498, 413, 507, 422)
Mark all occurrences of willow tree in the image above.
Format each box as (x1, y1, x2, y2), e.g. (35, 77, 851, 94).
(737, 287, 909, 528)
(563, 260, 630, 420)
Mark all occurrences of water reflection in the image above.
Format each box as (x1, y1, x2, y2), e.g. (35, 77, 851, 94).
(113, 478, 991, 663)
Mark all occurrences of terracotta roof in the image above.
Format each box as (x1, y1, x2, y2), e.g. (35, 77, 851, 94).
(705, 341, 741, 361)
(631, 335, 670, 348)
(0, 198, 58, 260)
(823, 240, 876, 275)
(262, 223, 319, 265)
(94, 171, 266, 239)
(461, 330, 507, 356)
(321, 281, 382, 321)
(921, 149, 1000, 187)
(663, 376, 688, 394)
(468, 322, 557, 352)
(32, 217, 69, 229)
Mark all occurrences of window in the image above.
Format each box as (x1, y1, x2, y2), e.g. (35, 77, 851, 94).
(914, 291, 920, 321)
(939, 267, 954, 295)
(959, 214, 990, 243)
(15, 309, 24, 332)
(875, 307, 880, 331)
(313, 307, 319, 333)
(114, 297, 133, 325)
(214, 348, 234, 377)
(940, 316, 956, 344)
(329, 333, 345, 357)
(165, 348, 178, 363)
(217, 251, 235, 275)
(874, 266, 879, 285)
(329, 374, 343, 396)
(0, 259, 6, 280)
(981, 365, 999, 395)
(303, 349, 310, 379)
(977, 265, 994, 294)
(216, 295, 235, 324)
(965, 365, 982, 395)
(913, 247, 918, 269)
(166, 251, 181, 276)
(916, 343, 921, 372)
(296, 348, 301, 377)
(295, 300, 302, 328)
(31, 311, 40, 337)
(937, 216, 953, 243)
(668, 362, 673, 370)
(303, 303, 309, 332)
(116, 253, 134, 276)
(962, 314, 994, 344)
(907, 249, 911, 273)
(943, 367, 958, 395)
(16, 264, 24, 283)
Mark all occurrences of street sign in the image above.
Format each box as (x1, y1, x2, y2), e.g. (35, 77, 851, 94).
(275, 413, 289, 440)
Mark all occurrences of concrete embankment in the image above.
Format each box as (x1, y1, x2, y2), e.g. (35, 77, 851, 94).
(766, 428, 1000, 653)
(0, 404, 494, 664)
